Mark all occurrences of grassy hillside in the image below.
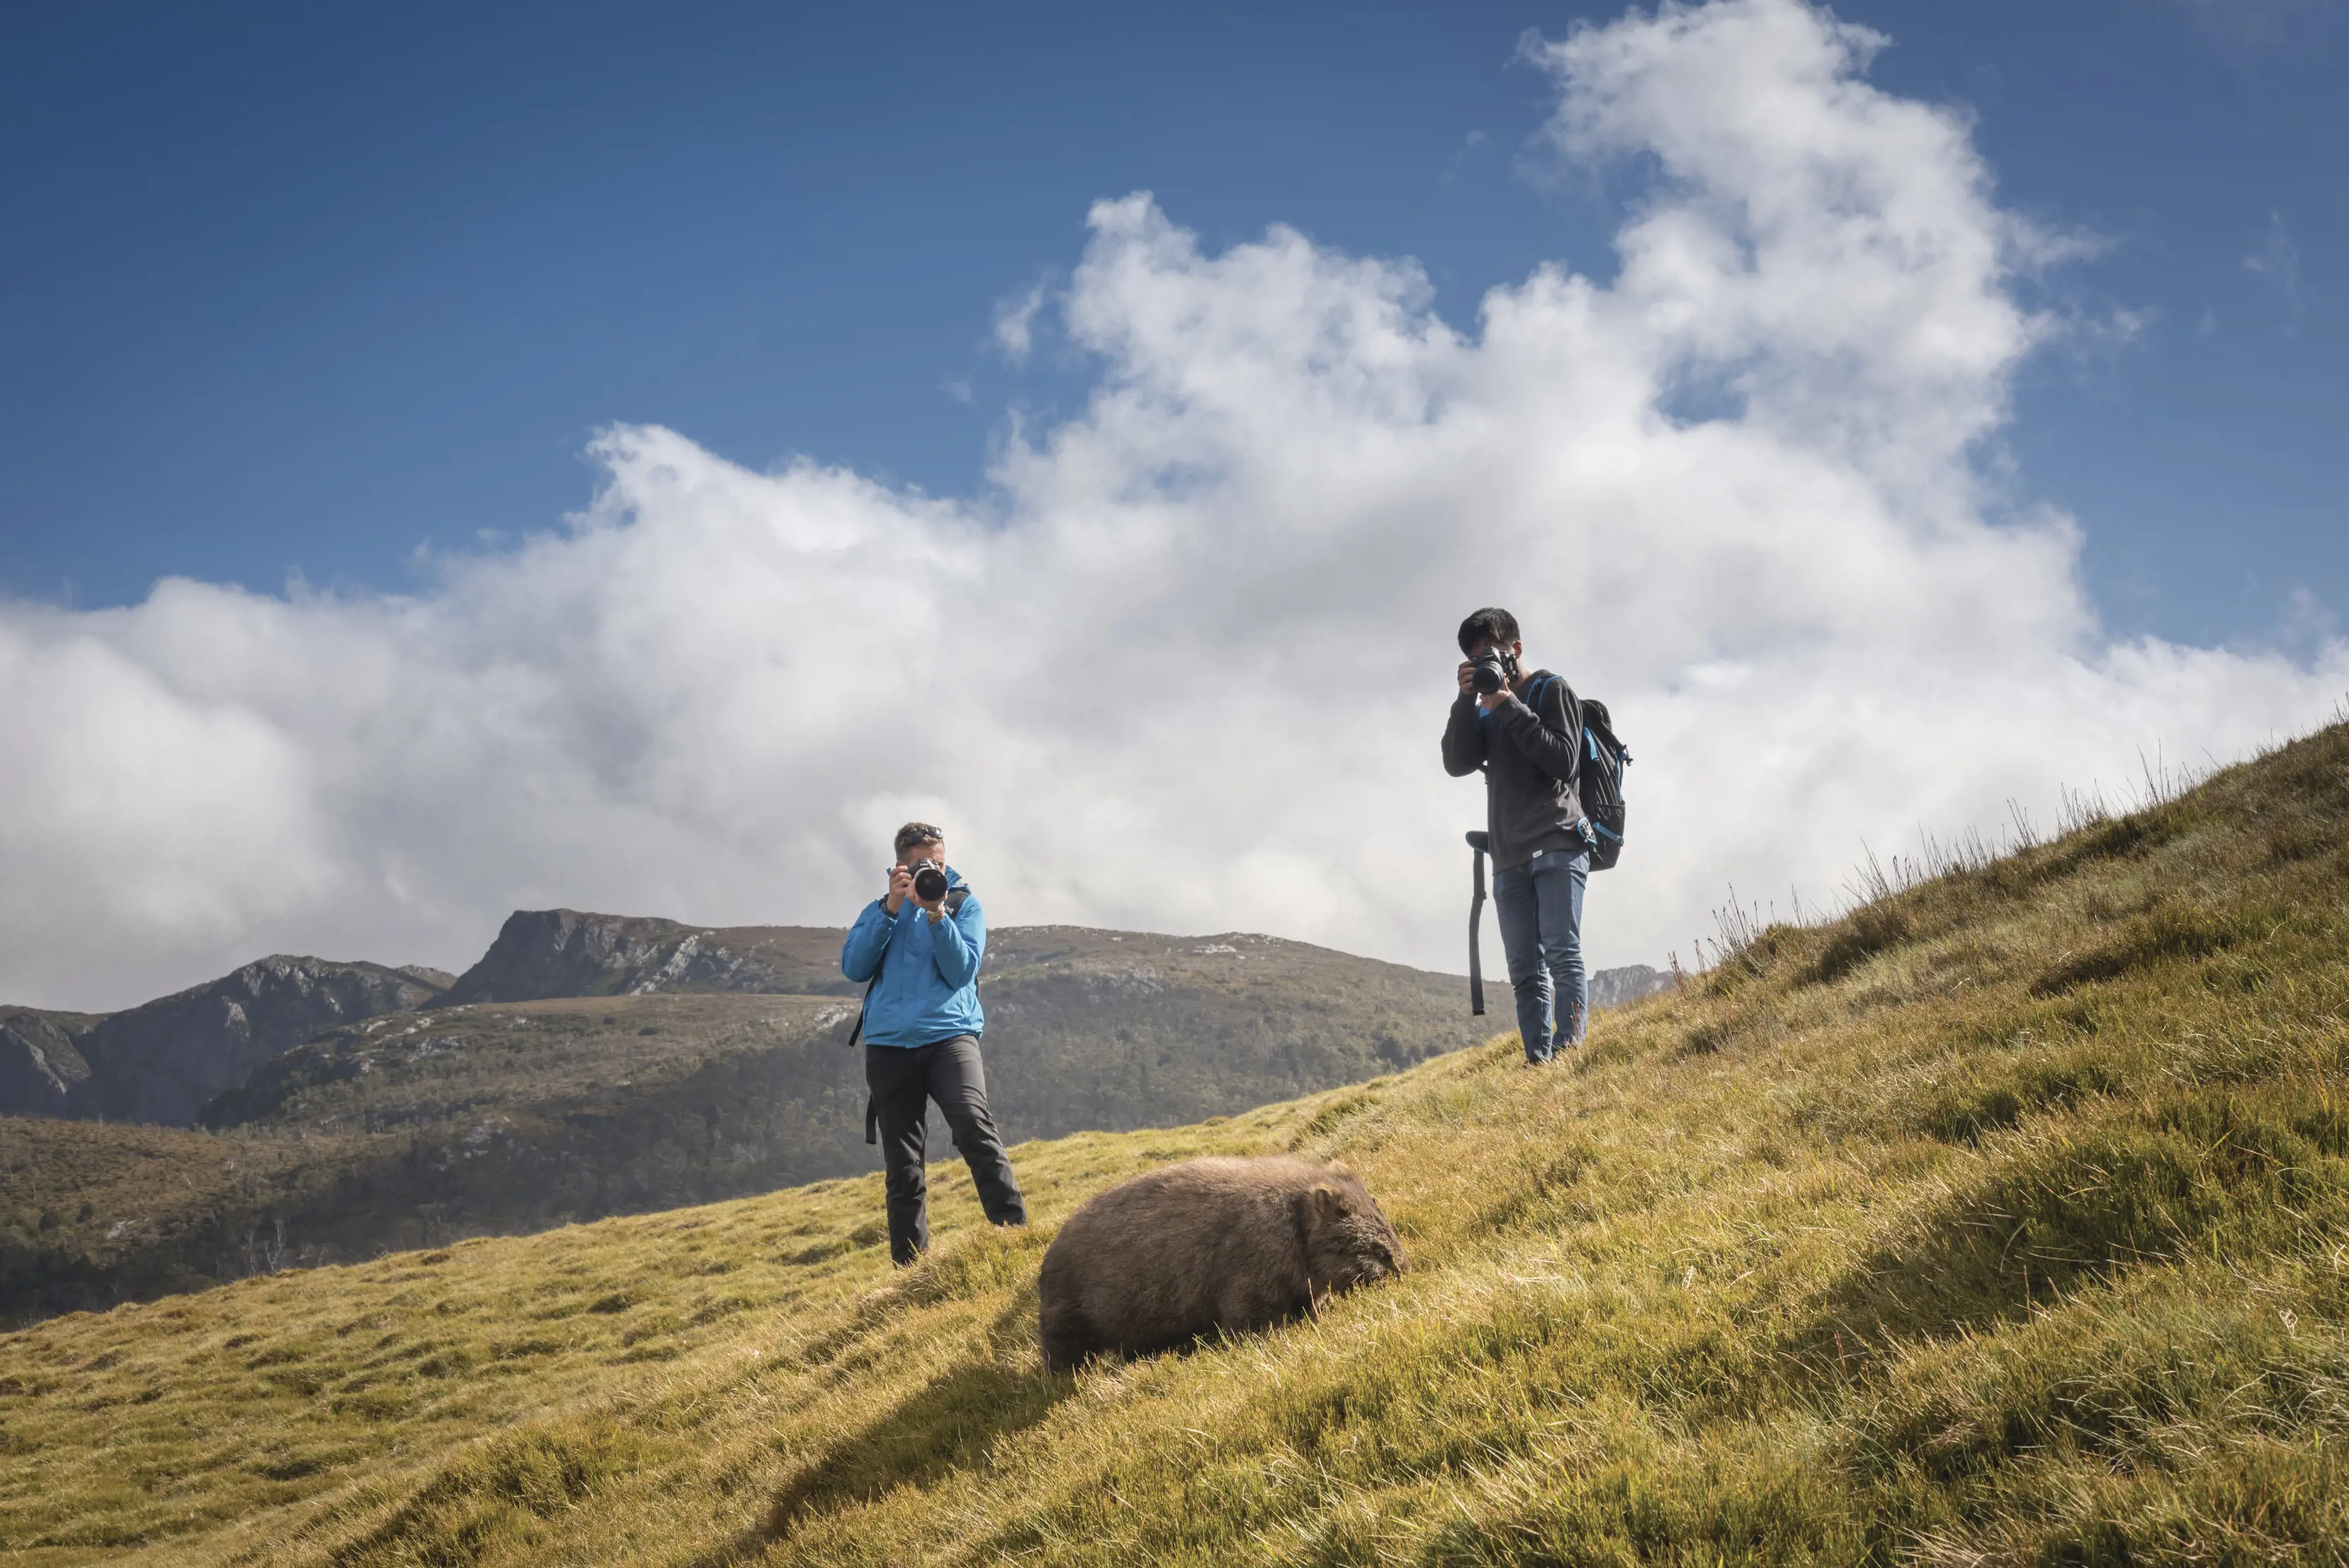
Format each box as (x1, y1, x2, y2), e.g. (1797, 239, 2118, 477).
(5, 719, 2345, 1564)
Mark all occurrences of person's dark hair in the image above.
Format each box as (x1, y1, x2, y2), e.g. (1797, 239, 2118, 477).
(1457, 608, 1521, 656)
(893, 821, 946, 857)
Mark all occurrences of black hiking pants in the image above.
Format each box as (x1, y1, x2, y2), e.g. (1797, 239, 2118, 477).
(865, 1035, 1026, 1265)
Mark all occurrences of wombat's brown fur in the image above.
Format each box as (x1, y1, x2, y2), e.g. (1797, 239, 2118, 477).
(1037, 1155, 1405, 1373)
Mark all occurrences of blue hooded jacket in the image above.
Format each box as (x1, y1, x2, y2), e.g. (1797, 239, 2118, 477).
(839, 869, 986, 1047)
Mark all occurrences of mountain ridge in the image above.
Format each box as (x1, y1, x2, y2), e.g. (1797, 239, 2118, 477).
(438, 910, 857, 1004)
(0, 958, 448, 1126)
(1, 909, 1672, 1130)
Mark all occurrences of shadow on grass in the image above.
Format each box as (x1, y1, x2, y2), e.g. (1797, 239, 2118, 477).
(685, 1361, 1072, 1566)
(680, 1279, 1072, 1568)
(763, 1355, 1072, 1535)
(1790, 1090, 2349, 1382)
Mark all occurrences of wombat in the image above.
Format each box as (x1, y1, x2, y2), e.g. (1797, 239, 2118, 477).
(1037, 1154, 1406, 1373)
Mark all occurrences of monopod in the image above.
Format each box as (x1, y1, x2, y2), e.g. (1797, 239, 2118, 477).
(1466, 829, 1490, 1015)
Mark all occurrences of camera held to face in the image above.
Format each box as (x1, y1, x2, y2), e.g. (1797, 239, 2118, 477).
(907, 860, 950, 903)
(1470, 648, 1518, 696)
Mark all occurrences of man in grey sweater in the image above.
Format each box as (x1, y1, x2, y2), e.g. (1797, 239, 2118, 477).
(1441, 607, 1590, 1063)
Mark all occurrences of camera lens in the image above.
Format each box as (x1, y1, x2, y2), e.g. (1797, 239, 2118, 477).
(1471, 655, 1509, 695)
(912, 864, 949, 902)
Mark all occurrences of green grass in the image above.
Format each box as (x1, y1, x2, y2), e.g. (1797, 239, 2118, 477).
(4, 720, 2348, 1564)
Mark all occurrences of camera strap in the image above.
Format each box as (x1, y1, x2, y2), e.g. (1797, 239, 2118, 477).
(847, 939, 884, 1051)
(852, 945, 887, 1142)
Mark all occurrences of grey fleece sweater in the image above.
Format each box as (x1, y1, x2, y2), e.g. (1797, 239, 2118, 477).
(1442, 671, 1585, 870)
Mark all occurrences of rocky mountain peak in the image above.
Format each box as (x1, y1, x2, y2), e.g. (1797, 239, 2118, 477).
(0, 1007, 102, 1115)
(438, 910, 855, 1003)
(1588, 964, 1672, 1011)
(2, 958, 445, 1126)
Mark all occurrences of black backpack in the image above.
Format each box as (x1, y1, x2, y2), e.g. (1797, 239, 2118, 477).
(1518, 675, 1629, 873)
(1575, 697, 1630, 872)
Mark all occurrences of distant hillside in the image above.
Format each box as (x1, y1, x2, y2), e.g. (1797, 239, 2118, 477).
(0, 907, 1667, 1133)
(0, 1116, 361, 1320)
(1, 915, 1667, 1321)
(203, 927, 1487, 1150)
(6, 720, 2343, 1566)
(4, 927, 1501, 1320)
(0, 958, 445, 1125)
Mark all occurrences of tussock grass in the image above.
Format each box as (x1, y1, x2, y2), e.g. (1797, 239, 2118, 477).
(5, 721, 2349, 1564)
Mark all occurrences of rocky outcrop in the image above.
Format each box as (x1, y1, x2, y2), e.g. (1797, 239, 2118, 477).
(1589, 963, 1674, 1011)
(440, 910, 855, 1003)
(61, 958, 446, 1126)
(0, 1008, 103, 1116)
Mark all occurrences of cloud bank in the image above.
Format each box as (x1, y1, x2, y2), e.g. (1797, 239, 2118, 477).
(5, 0, 2343, 1011)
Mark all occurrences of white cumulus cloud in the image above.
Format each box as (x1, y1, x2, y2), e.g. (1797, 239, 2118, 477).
(3, 0, 2343, 1011)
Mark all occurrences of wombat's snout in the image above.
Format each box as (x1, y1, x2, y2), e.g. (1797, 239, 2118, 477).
(1355, 1225, 1407, 1281)
(1308, 1194, 1406, 1291)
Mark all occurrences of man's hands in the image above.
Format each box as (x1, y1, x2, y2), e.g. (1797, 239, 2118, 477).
(1459, 657, 1519, 712)
(883, 864, 947, 919)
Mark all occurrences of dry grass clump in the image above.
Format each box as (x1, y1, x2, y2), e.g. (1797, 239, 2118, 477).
(4, 720, 2348, 1565)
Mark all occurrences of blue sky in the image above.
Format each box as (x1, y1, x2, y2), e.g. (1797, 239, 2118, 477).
(2, 0, 2341, 649)
(6, 0, 2348, 1006)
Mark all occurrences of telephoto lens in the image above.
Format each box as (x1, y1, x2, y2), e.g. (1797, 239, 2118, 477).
(912, 862, 950, 902)
(1471, 652, 1514, 695)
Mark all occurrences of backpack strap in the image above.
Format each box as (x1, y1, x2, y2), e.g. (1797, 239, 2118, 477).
(1525, 670, 1571, 726)
(847, 936, 886, 1051)
(1522, 672, 1583, 786)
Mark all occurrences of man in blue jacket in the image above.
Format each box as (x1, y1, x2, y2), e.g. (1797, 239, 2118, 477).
(841, 821, 1027, 1265)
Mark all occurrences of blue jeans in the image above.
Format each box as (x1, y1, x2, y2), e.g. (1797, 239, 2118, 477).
(1493, 846, 1588, 1062)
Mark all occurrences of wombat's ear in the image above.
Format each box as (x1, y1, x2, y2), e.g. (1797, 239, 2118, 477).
(1309, 1184, 1344, 1222)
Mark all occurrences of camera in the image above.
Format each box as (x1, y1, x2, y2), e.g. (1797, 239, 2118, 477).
(908, 860, 950, 903)
(1470, 648, 1518, 696)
